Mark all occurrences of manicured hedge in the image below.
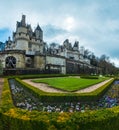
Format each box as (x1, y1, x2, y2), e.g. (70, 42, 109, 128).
(79, 78, 115, 101)
(15, 77, 114, 102)
(80, 75, 99, 79)
(0, 78, 15, 112)
(6, 73, 81, 79)
(1, 77, 119, 130)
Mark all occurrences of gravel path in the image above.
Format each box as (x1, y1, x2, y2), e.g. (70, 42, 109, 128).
(75, 78, 113, 93)
(23, 78, 113, 93)
(23, 79, 68, 93)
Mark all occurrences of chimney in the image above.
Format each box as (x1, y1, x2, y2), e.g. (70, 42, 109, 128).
(21, 15, 26, 27)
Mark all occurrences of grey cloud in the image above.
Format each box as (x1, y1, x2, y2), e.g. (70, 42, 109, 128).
(42, 24, 67, 38)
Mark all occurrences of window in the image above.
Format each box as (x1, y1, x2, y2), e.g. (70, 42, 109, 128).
(28, 42, 32, 48)
(69, 57, 74, 60)
(5, 56, 16, 68)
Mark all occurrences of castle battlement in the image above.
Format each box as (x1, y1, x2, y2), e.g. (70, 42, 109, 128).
(14, 33, 29, 40)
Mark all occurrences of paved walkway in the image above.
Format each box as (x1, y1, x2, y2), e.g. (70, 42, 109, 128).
(23, 78, 113, 94)
(0, 78, 4, 99)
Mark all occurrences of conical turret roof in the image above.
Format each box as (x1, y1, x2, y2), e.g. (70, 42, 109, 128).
(36, 24, 42, 32)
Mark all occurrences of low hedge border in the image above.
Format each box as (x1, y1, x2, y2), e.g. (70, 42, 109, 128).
(80, 75, 99, 79)
(6, 74, 81, 79)
(0, 78, 14, 112)
(15, 77, 114, 102)
(1, 78, 119, 130)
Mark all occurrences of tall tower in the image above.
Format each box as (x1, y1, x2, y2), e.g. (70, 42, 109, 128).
(13, 15, 29, 52)
(12, 15, 45, 54)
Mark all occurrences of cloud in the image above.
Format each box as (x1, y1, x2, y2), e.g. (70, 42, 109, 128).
(110, 57, 119, 67)
(0, 0, 119, 66)
(43, 24, 67, 39)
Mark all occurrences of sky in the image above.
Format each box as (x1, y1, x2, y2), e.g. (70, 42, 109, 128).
(0, 0, 119, 66)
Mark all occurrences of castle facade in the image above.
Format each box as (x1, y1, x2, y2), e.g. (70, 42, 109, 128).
(0, 15, 100, 75)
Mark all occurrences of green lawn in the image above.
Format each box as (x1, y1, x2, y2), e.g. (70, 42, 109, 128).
(32, 77, 108, 92)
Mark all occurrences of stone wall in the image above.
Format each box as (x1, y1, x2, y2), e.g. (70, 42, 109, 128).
(46, 55, 66, 74)
(34, 55, 45, 69)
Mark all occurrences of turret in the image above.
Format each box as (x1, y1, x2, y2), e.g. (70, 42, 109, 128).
(73, 41, 79, 51)
(15, 15, 27, 34)
(27, 24, 33, 38)
(11, 15, 44, 54)
(5, 36, 13, 50)
(63, 39, 72, 50)
(34, 24, 43, 41)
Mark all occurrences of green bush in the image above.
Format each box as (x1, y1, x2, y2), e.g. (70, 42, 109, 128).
(80, 75, 99, 79)
(0, 78, 14, 111)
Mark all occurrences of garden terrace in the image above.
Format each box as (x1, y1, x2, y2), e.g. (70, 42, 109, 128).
(1, 75, 119, 130)
(15, 76, 114, 102)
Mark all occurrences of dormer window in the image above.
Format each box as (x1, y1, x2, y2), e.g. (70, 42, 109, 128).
(69, 57, 74, 60)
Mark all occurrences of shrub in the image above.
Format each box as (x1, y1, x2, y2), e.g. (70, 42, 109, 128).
(0, 78, 14, 111)
(80, 75, 99, 79)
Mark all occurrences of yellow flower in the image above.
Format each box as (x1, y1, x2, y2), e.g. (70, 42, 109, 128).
(21, 115, 30, 120)
(5, 108, 17, 117)
(57, 113, 70, 122)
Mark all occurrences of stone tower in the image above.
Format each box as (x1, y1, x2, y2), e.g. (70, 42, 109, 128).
(12, 15, 44, 55)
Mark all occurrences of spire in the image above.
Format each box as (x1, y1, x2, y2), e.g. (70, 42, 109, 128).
(36, 24, 42, 32)
(73, 41, 79, 51)
(21, 15, 26, 27)
(63, 39, 72, 50)
(74, 41, 79, 48)
(34, 24, 43, 40)
(8, 36, 11, 41)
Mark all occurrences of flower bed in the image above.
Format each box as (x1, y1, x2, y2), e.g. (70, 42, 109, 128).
(8, 78, 118, 112)
(1, 77, 119, 130)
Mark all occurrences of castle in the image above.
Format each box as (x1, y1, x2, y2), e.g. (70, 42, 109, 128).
(0, 15, 101, 75)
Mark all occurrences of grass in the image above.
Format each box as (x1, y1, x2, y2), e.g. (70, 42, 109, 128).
(32, 77, 108, 92)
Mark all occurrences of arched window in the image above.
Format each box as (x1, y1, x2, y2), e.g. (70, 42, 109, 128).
(25, 57, 32, 68)
(5, 56, 16, 68)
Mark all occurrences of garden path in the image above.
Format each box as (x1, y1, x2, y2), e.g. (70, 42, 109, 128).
(0, 78, 4, 99)
(23, 78, 113, 93)
(23, 79, 68, 93)
(75, 78, 113, 93)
